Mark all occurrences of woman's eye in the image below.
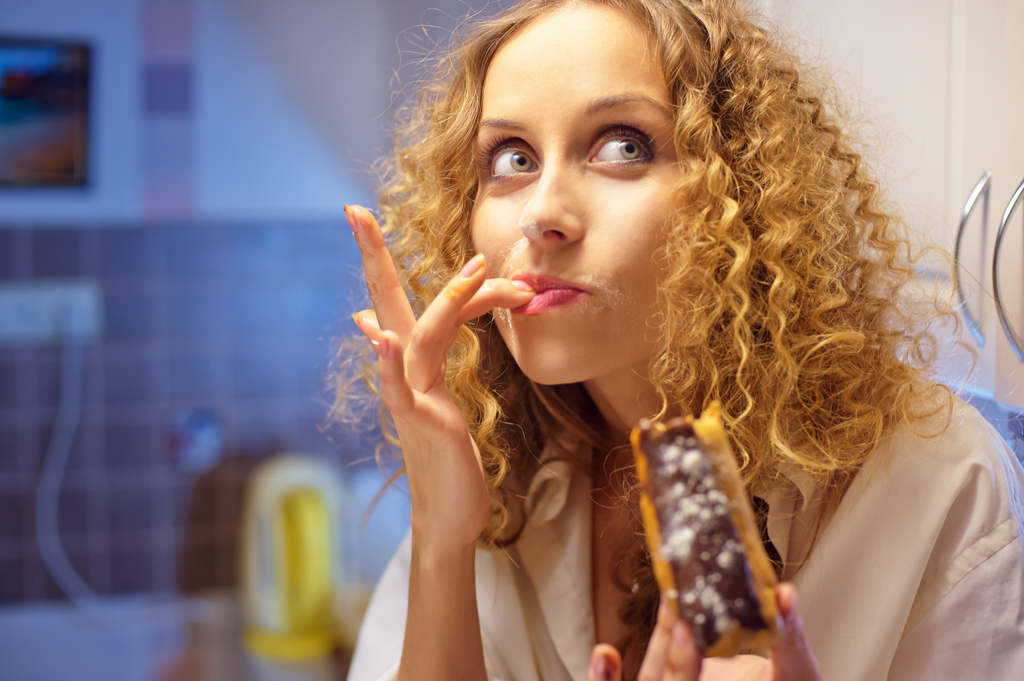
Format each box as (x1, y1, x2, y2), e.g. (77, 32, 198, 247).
(594, 138, 649, 163)
(492, 149, 537, 176)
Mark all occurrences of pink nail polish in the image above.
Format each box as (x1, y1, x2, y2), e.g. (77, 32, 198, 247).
(512, 280, 534, 292)
(345, 205, 359, 235)
(459, 254, 484, 278)
(659, 590, 676, 622)
(671, 621, 689, 650)
(589, 652, 613, 681)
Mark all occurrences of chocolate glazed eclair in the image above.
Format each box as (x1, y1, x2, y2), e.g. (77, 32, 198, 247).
(632, 402, 780, 657)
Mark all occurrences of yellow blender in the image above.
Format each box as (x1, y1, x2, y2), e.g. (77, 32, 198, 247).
(239, 454, 346, 663)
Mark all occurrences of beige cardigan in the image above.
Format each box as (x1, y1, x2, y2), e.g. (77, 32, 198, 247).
(348, 397, 1024, 680)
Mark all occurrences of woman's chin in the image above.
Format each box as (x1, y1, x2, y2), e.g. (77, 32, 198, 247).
(497, 323, 647, 387)
(513, 353, 594, 386)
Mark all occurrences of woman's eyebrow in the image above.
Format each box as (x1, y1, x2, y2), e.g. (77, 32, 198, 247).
(585, 93, 673, 118)
(477, 94, 672, 134)
(478, 117, 526, 131)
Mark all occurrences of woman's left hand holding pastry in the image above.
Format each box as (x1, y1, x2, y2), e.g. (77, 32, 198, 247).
(588, 584, 821, 681)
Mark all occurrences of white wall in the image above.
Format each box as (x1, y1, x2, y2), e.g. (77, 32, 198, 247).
(758, 0, 952, 251)
(194, 0, 377, 219)
(0, 0, 489, 224)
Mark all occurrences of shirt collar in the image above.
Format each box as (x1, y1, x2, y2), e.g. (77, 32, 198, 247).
(524, 440, 577, 526)
(778, 458, 817, 512)
(525, 440, 820, 525)
(753, 457, 817, 513)
(517, 442, 594, 680)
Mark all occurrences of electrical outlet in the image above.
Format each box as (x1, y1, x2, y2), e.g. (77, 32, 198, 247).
(0, 281, 103, 345)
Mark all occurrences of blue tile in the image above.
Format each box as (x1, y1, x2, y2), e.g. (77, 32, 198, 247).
(164, 224, 219, 278)
(104, 424, 154, 469)
(290, 348, 331, 401)
(231, 352, 281, 399)
(103, 360, 149, 405)
(277, 419, 335, 456)
(57, 487, 90, 535)
(0, 558, 25, 602)
(227, 224, 288, 277)
(109, 549, 155, 594)
(38, 550, 96, 599)
(166, 354, 217, 401)
(230, 416, 281, 454)
(100, 229, 147, 278)
(16, 428, 40, 474)
(107, 487, 153, 534)
(0, 492, 28, 540)
(144, 64, 192, 115)
(0, 362, 16, 410)
(286, 222, 354, 281)
(0, 427, 20, 476)
(39, 424, 88, 474)
(34, 359, 59, 409)
(229, 286, 287, 339)
(104, 291, 150, 340)
(31, 229, 80, 277)
(166, 290, 221, 339)
(145, 226, 167, 277)
(286, 286, 349, 336)
(0, 230, 12, 279)
(143, 117, 193, 176)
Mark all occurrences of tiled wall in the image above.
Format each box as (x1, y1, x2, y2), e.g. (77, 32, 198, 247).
(0, 221, 370, 603)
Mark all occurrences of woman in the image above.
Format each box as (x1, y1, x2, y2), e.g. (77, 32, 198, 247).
(338, 1, 1024, 679)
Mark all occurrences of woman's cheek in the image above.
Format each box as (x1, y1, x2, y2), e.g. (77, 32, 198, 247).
(470, 204, 523, 270)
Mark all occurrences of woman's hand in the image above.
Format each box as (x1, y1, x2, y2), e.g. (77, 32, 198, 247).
(587, 583, 821, 681)
(345, 205, 534, 553)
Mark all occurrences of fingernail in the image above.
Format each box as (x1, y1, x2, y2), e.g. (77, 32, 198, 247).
(512, 280, 534, 292)
(782, 601, 798, 639)
(344, 205, 359, 235)
(459, 253, 485, 278)
(589, 651, 613, 681)
(671, 618, 688, 651)
(659, 590, 677, 622)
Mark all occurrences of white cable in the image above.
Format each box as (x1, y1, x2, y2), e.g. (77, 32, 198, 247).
(35, 309, 210, 630)
(35, 326, 98, 606)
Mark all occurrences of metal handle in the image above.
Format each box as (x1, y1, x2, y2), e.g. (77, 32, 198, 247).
(954, 171, 991, 346)
(992, 177, 1024, 361)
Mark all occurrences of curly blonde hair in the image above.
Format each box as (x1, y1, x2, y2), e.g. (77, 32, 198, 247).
(331, 0, 956, 671)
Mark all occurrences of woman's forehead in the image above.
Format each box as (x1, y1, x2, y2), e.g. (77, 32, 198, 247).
(480, 4, 671, 122)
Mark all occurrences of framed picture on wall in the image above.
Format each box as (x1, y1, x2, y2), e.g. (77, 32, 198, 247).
(0, 38, 90, 187)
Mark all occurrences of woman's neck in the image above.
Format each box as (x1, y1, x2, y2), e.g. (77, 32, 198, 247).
(583, 365, 663, 445)
(583, 365, 666, 487)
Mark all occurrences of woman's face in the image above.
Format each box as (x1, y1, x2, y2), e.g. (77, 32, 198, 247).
(471, 3, 681, 391)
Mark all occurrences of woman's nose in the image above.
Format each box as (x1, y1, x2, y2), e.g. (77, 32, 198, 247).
(518, 164, 585, 244)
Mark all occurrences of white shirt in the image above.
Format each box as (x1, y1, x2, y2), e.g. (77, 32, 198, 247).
(347, 398, 1024, 680)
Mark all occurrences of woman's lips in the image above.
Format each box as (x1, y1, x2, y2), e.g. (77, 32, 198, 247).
(511, 274, 591, 315)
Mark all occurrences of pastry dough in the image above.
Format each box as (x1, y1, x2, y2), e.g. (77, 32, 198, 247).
(632, 402, 780, 656)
